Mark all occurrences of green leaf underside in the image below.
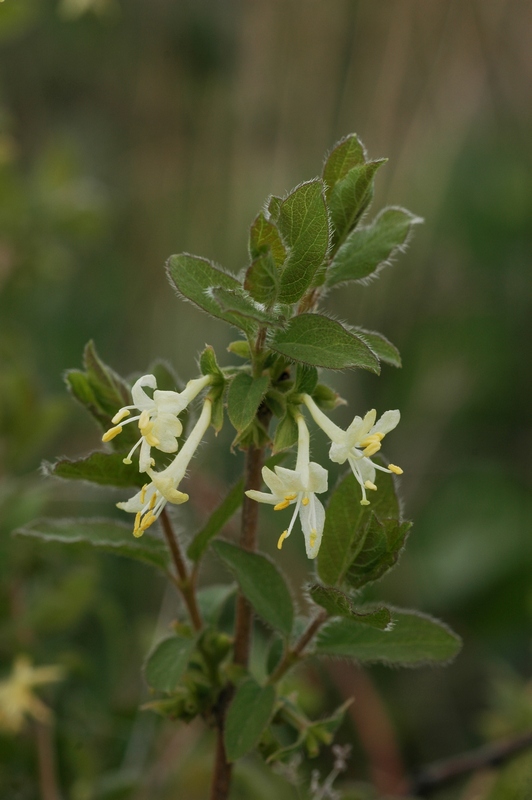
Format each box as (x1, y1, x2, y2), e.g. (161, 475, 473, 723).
(213, 541, 294, 636)
(244, 252, 280, 307)
(294, 364, 319, 395)
(186, 453, 286, 563)
(249, 212, 287, 267)
(227, 374, 270, 432)
(317, 470, 400, 586)
(322, 134, 366, 199)
(352, 328, 401, 368)
(315, 609, 462, 666)
(270, 314, 380, 372)
(144, 636, 196, 692)
(225, 678, 276, 761)
(196, 584, 236, 625)
(200, 345, 224, 380)
(66, 342, 136, 445)
(277, 180, 330, 304)
(14, 518, 169, 570)
(45, 452, 145, 489)
(345, 514, 412, 590)
(309, 585, 391, 630)
(329, 160, 386, 246)
(212, 287, 282, 327)
(273, 412, 298, 453)
(327, 207, 421, 287)
(165, 254, 254, 333)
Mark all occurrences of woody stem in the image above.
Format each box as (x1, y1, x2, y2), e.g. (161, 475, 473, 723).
(160, 508, 202, 632)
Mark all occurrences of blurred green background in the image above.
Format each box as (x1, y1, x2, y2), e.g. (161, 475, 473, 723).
(1, 1, 531, 798)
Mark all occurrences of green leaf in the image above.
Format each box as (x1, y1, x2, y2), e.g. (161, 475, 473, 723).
(213, 541, 294, 636)
(227, 374, 270, 432)
(244, 251, 280, 307)
(225, 678, 276, 761)
(187, 479, 244, 562)
(212, 287, 282, 327)
(14, 518, 169, 570)
(315, 609, 462, 666)
(293, 364, 319, 396)
(248, 211, 286, 267)
(309, 585, 392, 630)
(352, 328, 401, 368)
(43, 452, 145, 489)
(65, 341, 136, 445)
(165, 253, 254, 333)
(273, 411, 298, 453)
(327, 207, 423, 287)
(328, 160, 386, 246)
(199, 345, 224, 380)
(270, 314, 380, 373)
(144, 636, 196, 692)
(277, 180, 330, 304)
(196, 584, 236, 625)
(322, 134, 367, 199)
(267, 195, 282, 222)
(310, 383, 344, 410)
(317, 470, 400, 586)
(344, 514, 411, 591)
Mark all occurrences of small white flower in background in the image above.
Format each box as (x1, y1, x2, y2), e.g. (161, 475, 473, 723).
(0, 656, 65, 734)
(246, 415, 328, 559)
(117, 398, 212, 537)
(102, 374, 211, 472)
(303, 394, 403, 506)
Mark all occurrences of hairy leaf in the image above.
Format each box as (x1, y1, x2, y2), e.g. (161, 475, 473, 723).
(277, 180, 330, 304)
(44, 452, 145, 489)
(309, 585, 392, 630)
(248, 211, 286, 267)
(327, 207, 422, 286)
(225, 678, 276, 761)
(212, 287, 282, 327)
(14, 518, 169, 570)
(244, 251, 280, 307)
(166, 253, 254, 333)
(344, 514, 412, 591)
(328, 160, 386, 246)
(322, 134, 367, 199)
(213, 541, 294, 636)
(315, 609, 462, 666)
(351, 328, 401, 368)
(144, 636, 196, 692)
(270, 314, 380, 372)
(227, 374, 269, 432)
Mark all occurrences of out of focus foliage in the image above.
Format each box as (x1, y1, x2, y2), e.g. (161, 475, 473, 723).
(1, 1, 531, 798)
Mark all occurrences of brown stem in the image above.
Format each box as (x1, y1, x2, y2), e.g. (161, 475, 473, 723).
(409, 730, 532, 797)
(34, 721, 61, 800)
(267, 610, 328, 685)
(160, 509, 202, 632)
(233, 443, 265, 667)
(210, 702, 233, 800)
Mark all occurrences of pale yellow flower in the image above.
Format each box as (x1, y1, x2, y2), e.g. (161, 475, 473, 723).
(0, 656, 65, 734)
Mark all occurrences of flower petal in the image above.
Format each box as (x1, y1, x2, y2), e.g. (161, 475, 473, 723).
(307, 461, 328, 494)
(131, 375, 157, 410)
(299, 495, 325, 559)
(245, 490, 279, 505)
(371, 409, 400, 436)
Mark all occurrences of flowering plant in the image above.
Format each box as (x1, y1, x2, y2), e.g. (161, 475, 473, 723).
(17, 134, 460, 799)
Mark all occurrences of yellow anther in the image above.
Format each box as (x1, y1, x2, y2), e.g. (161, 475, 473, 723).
(388, 464, 403, 475)
(364, 480, 377, 491)
(112, 408, 130, 424)
(149, 492, 157, 510)
(277, 530, 289, 550)
(360, 434, 381, 447)
(138, 410, 150, 430)
(362, 442, 381, 457)
(274, 493, 297, 511)
(102, 425, 123, 442)
(302, 497, 310, 506)
(309, 530, 317, 548)
(134, 512, 141, 529)
(133, 512, 142, 538)
(360, 499, 370, 506)
(140, 484, 148, 504)
(140, 512, 157, 531)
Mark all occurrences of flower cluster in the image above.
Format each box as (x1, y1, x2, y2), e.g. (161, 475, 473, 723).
(0, 656, 65, 734)
(104, 374, 212, 537)
(107, 372, 402, 558)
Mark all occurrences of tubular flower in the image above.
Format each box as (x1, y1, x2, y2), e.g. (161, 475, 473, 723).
(117, 398, 212, 537)
(246, 415, 328, 559)
(102, 374, 211, 472)
(0, 656, 65, 734)
(303, 394, 402, 506)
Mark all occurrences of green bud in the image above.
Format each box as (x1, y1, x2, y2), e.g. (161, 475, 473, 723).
(227, 340, 251, 359)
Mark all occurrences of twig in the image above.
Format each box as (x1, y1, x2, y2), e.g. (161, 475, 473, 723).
(267, 610, 328, 685)
(410, 730, 532, 796)
(160, 509, 202, 632)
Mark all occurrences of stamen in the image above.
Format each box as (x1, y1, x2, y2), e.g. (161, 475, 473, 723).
(388, 464, 403, 475)
(302, 496, 310, 506)
(277, 530, 289, 550)
(140, 512, 157, 531)
(360, 499, 370, 506)
(112, 408, 131, 424)
(138, 410, 150, 430)
(364, 480, 377, 491)
(362, 441, 381, 457)
(309, 530, 317, 548)
(122, 436, 142, 465)
(140, 484, 148, 504)
(102, 425, 123, 442)
(273, 493, 297, 511)
(149, 492, 157, 510)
